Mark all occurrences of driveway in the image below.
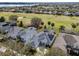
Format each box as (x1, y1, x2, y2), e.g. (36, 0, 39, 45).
(53, 33, 67, 53)
(53, 33, 79, 54)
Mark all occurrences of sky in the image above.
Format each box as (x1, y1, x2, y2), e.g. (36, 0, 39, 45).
(0, 0, 79, 2)
(0, 0, 79, 7)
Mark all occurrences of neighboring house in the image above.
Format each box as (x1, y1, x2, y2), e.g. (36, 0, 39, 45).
(7, 26, 23, 39)
(66, 41, 79, 55)
(52, 11, 57, 15)
(0, 21, 17, 34)
(56, 11, 63, 15)
(74, 12, 79, 16)
(18, 27, 37, 43)
(0, 22, 10, 33)
(8, 20, 17, 26)
(63, 12, 72, 16)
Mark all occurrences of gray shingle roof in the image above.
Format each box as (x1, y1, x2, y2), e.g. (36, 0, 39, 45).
(7, 26, 23, 39)
(18, 27, 37, 43)
(30, 31, 55, 48)
(0, 22, 10, 33)
(17, 27, 55, 48)
(0, 22, 55, 48)
(0, 22, 8, 26)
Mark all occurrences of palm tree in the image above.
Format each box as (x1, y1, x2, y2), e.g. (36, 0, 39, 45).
(71, 23, 77, 31)
(44, 25, 47, 29)
(48, 21, 51, 25)
(48, 21, 51, 30)
(51, 23, 55, 29)
(59, 25, 65, 32)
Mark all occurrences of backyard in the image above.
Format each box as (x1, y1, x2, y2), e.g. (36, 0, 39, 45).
(0, 12, 79, 33)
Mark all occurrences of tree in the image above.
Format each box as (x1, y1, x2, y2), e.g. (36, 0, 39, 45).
(44, 25, 47, 29)
(31, 17, 42, 29)
(71, 23, 77, 31)
(51, 23, 55, 29)
(41, 22, 44, 25)
(47, 21, 51, 30)
(59, 25, 65, 32)
(48, 21, 51, 25)
(0, 16, 5, 22)
(9, 15, 18, 21)
(19, 21, 23, 27)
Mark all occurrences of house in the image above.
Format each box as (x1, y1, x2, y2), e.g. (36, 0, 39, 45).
(8, 20, 17, 26)
(18, 27, 55, 48)
(56, 11, 63, 15)
(18, 27, 37, 43)
(0, 21, 56, 48)
(52, 11, 57, 15)
(0, 21, 18, 34)
(66, 42, 79, 56)
(63, 12, 72, 16)
(30, 30, 55, 48)
(7, 26, 24, 39)
(0, 22, 10, 33)
(74, 12, 79, 16)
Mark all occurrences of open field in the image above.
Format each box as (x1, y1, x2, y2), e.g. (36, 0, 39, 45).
(0, 12, 79, 33)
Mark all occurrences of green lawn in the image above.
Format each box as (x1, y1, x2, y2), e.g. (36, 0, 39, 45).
(0, 12, 79, 33)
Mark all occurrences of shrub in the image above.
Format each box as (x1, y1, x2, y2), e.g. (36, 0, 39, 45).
(41, 22, 44, 25)
(71, 23, 77, 29)
(0, 16, 5, 22)
(19, 21, 23, 27)
(9, 15, 18, 21)
(31, 17, 42, 29)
